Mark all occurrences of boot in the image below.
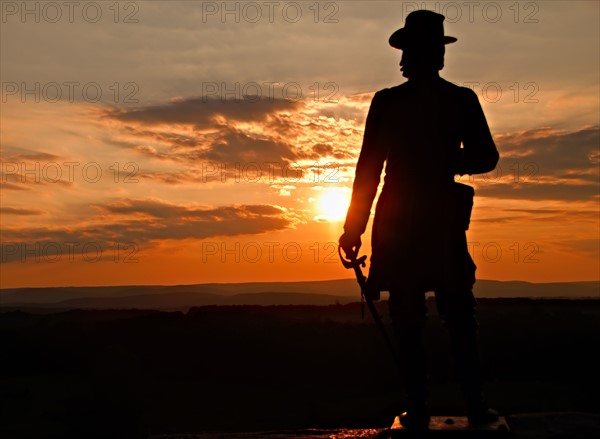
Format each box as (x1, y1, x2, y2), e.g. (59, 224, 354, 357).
(463, 382, 499, 425)
(396, 326, 430, 430)
(388, 291, 430, 429)
(467, 404, 499, 425)
(446, 320, 499, 425)
(400, 402, 431, 430)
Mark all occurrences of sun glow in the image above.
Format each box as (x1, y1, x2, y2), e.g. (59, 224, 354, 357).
(314, 189, 351, 222)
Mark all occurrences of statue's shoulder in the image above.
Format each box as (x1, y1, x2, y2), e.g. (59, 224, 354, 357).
(380, 82, 409, 94)
(373, 83, 410, 102)
(439, 78, 478, 99)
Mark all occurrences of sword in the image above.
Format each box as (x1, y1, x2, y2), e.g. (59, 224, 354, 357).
(338, 246, 402, 370)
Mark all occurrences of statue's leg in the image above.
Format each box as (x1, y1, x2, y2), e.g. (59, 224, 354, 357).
(435, 288, 498, 423)
(388, 288, 429, 426)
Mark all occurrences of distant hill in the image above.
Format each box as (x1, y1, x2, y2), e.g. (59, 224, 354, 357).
(474, 279, 599, 299)
(0, 291, 356, 311)
(0, 279, 597, 311)
(0, 279, 360, 304)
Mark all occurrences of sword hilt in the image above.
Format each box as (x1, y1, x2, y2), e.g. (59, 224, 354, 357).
(338, 245, 367, 270)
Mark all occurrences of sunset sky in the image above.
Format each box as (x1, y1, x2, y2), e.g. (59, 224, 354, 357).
(1, 1, 598, 288)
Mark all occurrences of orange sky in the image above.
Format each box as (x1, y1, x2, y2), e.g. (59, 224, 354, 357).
(1, 1, 599, 288)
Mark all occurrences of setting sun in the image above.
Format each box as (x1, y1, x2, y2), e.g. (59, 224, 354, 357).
(315, 189, 351, 222)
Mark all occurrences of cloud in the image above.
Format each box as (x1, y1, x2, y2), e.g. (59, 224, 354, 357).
(195, 125, 299, 164)
(101, 91, 599, 205)
(0, 207, 44, 216)
(0, 199, 301, 263)
(496, 126, 598, 178)
(102, 97, 304, 170)
(556, 239, 600, 259)
(99, 94, 600, 205)
(474, 207, 599, 224)
(0, 182, 31, 191)
(472, 126, 599, 201)
(0, 147, 75, 189)
(105, 96, 301, 129)
(475, 182, 599, 201)
(100, 95, 367, 186)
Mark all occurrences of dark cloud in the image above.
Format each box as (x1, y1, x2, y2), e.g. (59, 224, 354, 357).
(474, 208, 599, 224)
(1, 146, 63, 162)
(194, 125, 298, 164)
(502, 208, 600, 222)
(139, 129, 200, 149)
(99, 199, 290, 221)
(105, 96, 300, 129)
(95, 199, 298, 233)
(141, 170, 201, 185)
(0, 182, 30, 191)
(473, 215, 530, 224)
(556, 239, 600, 258)
(0, 207, 44, 215)
(1, 200, 300, 263)
(312, 143, 334, 156)
(0, 147, 76, 188)
(471, 126, 599, 201)
(263, 113, 304, 138)
(103, 97, 310, 173)
(102, 95, 364, 181)
(310, 143, 354, 160)
(475, 182, 599, 201)
(496, 126, 598, 180)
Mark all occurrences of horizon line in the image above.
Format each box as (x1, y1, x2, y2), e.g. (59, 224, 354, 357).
(1, 278, 599, 291)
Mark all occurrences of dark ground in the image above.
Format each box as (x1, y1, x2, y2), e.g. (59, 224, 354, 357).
(1, 298, 599, 439)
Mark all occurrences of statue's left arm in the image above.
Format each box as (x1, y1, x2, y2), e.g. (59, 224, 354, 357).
(457, 88, 500, 175)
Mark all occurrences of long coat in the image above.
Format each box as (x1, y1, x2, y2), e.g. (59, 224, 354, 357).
(344, 76, 499, 293)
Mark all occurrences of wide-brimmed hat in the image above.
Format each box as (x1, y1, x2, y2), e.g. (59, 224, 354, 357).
(389, 10, 457, 50)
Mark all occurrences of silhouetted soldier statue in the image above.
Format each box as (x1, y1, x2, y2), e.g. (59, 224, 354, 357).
(340, 10, 500, 429)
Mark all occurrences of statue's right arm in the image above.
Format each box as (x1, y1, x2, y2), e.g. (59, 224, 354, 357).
(343, 91, 387, 238)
